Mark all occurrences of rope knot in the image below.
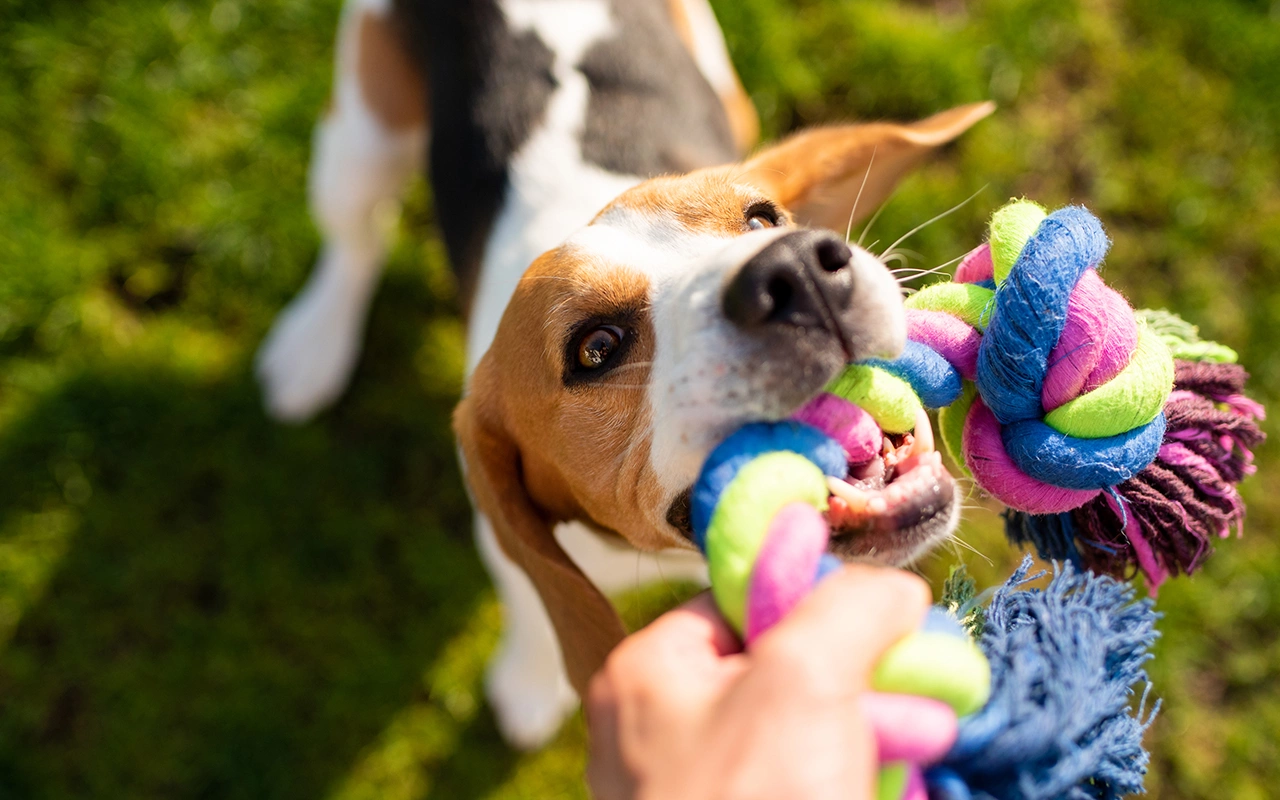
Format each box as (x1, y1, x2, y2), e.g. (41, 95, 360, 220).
(866, 199, 1261, 586)
(967, 201, 1172, 514)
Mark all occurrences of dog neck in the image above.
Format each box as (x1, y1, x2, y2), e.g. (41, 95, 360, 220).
(395, 0, 738, 370)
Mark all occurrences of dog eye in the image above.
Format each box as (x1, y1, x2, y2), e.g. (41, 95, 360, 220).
(577, 325, 624, 369)
(745, 202, 782, 231)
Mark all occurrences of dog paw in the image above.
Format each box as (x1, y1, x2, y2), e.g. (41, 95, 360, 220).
(256, 251, 375, 422)
(485, 643, 578, 750)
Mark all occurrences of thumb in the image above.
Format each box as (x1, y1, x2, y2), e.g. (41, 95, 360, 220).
(749, 564, 932, 695)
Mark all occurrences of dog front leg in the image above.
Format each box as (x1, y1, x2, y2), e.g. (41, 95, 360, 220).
(475, 517, 579, 750)
(479, 518, 710, 750)
(257, 0, 427, 421)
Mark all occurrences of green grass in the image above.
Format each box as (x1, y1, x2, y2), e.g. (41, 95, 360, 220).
(1, 0, 1278, 796)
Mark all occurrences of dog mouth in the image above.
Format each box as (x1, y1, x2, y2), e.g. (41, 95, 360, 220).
(822, 407, 958, 565)
(667, 407, 958, 567)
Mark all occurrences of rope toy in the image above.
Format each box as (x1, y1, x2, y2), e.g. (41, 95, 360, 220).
(691, 419, 1158, 799)
(683, 199, 1259, 796)
(691, 418, 988, 798)
(807, 199, 1264, 587)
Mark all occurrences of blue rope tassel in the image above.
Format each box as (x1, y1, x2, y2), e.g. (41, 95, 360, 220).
(929, 557, 1159, 800)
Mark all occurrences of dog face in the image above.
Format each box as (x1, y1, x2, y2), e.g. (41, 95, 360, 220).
(455, 103, 992, 692)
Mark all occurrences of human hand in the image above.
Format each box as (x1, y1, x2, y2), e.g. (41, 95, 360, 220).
(585, 564, 932, 800)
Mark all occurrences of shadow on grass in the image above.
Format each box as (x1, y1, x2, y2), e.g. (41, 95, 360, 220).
(0, 279, 521, 798)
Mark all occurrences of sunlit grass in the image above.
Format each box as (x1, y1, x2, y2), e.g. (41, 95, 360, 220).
(1, 0, 1277, 797)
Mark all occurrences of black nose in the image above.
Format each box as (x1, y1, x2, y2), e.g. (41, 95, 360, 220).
(723, 230, 855, 332)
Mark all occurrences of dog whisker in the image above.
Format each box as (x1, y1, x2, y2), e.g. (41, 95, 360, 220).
(893, 268, 960, 285)
(879, 185, 988, 259)
(892, 251, 972, 285)
(844, 146, 878, 242)
(881, 251, 925, 271)
(891, 267, 937, 277)
(856, 201, 890, 248)
(651, 556, 685, 605)
(947, 534, 994, 565)
(607, 361, 653, 374)
(893, 271, 947, 283)
(881, 252, 912, 270)
(524, 275, 588, 285)
(884, 247, 925, 263)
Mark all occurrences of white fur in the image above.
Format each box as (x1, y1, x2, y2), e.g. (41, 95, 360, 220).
(646, 229, 792, 489)
(482, 178, 909, 747)
(565, 207, 736, 278)
(257, 0, 425, 421)
(568, 214, 787, 496)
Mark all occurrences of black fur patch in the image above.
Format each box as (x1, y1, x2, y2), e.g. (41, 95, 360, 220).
(579, 0, 737, 176)
(393, 0, 737, 309)
(395, 0, 556, 310)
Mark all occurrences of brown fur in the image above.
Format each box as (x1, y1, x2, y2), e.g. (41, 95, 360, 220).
(741, 103, 996, 231)
(455, 102, 994, 694)
(455, 251, 674, 693)
(356, 9, 428, 131)
(601, 169, 794, 233)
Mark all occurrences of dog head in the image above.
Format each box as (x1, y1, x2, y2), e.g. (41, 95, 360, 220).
(455, 103, 992, 690)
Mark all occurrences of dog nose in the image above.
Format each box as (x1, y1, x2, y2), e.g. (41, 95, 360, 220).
(723, 230, 855, 331)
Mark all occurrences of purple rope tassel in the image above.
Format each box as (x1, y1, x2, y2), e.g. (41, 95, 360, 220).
(1004, 361, 1264, 587)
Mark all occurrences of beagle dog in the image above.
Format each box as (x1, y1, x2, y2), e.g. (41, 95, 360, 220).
(256, 0, 993, 748)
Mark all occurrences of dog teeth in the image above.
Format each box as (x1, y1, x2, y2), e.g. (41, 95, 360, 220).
(883, 435, 915, 468)
(827, 478, 887, 516)
(910, 408, 934, 456)
(892, 450, 943, 479)
(828, 444, 945, 523)
(827, 477, 871, 512)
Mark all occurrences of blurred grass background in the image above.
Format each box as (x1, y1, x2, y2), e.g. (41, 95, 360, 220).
(0, 0, 1278, 796)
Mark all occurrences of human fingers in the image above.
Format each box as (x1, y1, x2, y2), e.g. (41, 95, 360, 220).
(585, 593, 744, 800)
(640, 590, 744, 657)
(586, 590, 746, 730)
(591, 591, 746, 712)
(749, 564, 931, 696)
(861, 691, 958, 763)
(584, 672, 628, 800)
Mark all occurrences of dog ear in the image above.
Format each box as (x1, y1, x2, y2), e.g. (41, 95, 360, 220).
(454, 381, 628, 697)
(741, 102, 995, 232)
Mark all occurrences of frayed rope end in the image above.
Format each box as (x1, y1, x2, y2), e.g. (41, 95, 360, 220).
(930, 557, 1160, 800)
(1003, 357, 1264, 588)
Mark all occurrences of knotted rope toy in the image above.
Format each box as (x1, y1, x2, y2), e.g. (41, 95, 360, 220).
(799, 199, 1264, 587)
(685, 199, 1260, 797)
(691, 420, 1159, 800)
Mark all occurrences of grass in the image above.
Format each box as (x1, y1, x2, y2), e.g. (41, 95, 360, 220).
(1, 0, 1278, 796)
